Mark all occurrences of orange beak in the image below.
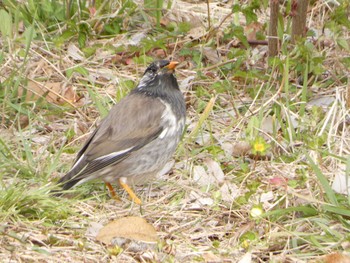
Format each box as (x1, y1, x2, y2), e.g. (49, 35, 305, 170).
(166, 61, 179, 70)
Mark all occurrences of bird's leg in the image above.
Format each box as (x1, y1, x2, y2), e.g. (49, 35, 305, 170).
(105, 182, 121, 202)
(119, 178, 142, 205)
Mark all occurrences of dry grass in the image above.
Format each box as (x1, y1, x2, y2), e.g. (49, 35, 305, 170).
(1, 0, 350, 262)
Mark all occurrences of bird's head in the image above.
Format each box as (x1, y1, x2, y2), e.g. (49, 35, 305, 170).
(137, 60, 179, 91)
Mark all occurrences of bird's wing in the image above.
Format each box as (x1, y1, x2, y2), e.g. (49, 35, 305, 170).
(60, 93, 165, 185)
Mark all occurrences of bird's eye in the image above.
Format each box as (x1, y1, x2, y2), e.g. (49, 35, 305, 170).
(144, 60, 171, 76)
(158, 60, 170, 69)
(146, 64, 158, 74)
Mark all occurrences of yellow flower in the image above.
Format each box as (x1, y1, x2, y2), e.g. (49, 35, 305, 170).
(253, 142, 265, 153)
(251, 136, 269, 155)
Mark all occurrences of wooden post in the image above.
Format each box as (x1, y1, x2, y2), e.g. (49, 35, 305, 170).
(291, 0, 309, 43)
(268, 0, 279, 57)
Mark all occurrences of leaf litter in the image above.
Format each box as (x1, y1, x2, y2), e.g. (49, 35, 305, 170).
(98, 217, 157, 245)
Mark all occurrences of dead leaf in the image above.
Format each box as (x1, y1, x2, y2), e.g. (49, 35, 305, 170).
(88, 68, 118, 83)
(67, 43, 84, 61)
(179, 76, 195, 92)
(193, 158, 225, 188)
(128, 32, 147, 46)
(31, 135, 51, 145)
(188, 26, 207, 40)
(323, 253, 350, 263)
(88, 7, 97, 17)
(231, 141, 251, 157)
(220, 183, 240, 202)
(148, 48, 167, 59)
(245, 22, 263, 42)
(332, 174, 350, 195)
(161, 7, 202, 29)
(19, 115, 29, 129)
(195, 132, 211, 146)
(307, 96, 335, 109)
(67, 44, 84, 61)
(96, 216, 158, 245)
(269, 177, 288, 187)
(221, 142, 234, 156)
(156, 159, 175, 179)
(261, 115, 280, 134)
(260, 191, 274, 203)
(193, 165, 213, 186)
(204, 158, 225, 184)
(19, 80, 81, 105)
(95, 49, 115, 61)
(202, 47, 221, 64)
(189, 190, 214, 207)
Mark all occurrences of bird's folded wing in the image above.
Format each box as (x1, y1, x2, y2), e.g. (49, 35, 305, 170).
(65, 93, 165, 180)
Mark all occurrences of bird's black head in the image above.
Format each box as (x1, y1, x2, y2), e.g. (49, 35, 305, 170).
(136, 60, 179, 91)
(132, 60, 185, 120)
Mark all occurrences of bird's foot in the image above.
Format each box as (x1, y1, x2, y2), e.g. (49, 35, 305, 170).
(119, 178, 142, 205)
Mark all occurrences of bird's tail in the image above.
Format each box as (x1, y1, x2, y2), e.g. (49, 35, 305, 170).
(57, 170, 82, 190)
(50, 171, 81, 197)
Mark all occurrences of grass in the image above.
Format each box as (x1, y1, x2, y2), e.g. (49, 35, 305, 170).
(0, 0, 350, 262)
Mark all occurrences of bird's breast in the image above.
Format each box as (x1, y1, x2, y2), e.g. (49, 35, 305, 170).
(159, 99, 185, 140)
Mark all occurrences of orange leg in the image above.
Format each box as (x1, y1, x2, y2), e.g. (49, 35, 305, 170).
(105, 182, 121, 202)
(118, 178, 142, 205)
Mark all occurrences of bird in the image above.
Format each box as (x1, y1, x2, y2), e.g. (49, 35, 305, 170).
(57, 60, 186, 204)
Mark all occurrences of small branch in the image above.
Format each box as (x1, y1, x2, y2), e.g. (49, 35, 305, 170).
(206, 0, 211, 30)
(203, 58, 237, 71)
(248, 40, 268, 46)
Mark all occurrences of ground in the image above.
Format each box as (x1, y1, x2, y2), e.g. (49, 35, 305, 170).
(0, 0, 350, 262)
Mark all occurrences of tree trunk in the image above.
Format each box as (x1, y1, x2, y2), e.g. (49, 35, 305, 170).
(291, 0, 309, 43)
(268, 0, 279, 57)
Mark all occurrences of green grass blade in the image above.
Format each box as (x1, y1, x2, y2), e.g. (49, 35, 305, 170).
(322, 204, 350, 217)
(261, 205, 318, 218)
(306, 153, 338, 206)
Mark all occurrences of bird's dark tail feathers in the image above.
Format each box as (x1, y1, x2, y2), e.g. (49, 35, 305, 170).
(50, 171, 81, 197)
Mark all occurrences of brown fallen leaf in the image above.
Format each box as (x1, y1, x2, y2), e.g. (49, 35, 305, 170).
(19, 115, 29, 129)
(18, 80, 81, 105)
(231, 141, 251, 157)
(202, 47, 221, 65)
(245, 22, 263, 42)
(323, 252, 350, 263)
(96, 216, 158, 245)
(269, 177, 288, 188)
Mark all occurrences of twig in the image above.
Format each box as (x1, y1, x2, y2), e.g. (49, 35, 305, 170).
(202, 58, 237, 71)
(206, 0, 211, 30)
